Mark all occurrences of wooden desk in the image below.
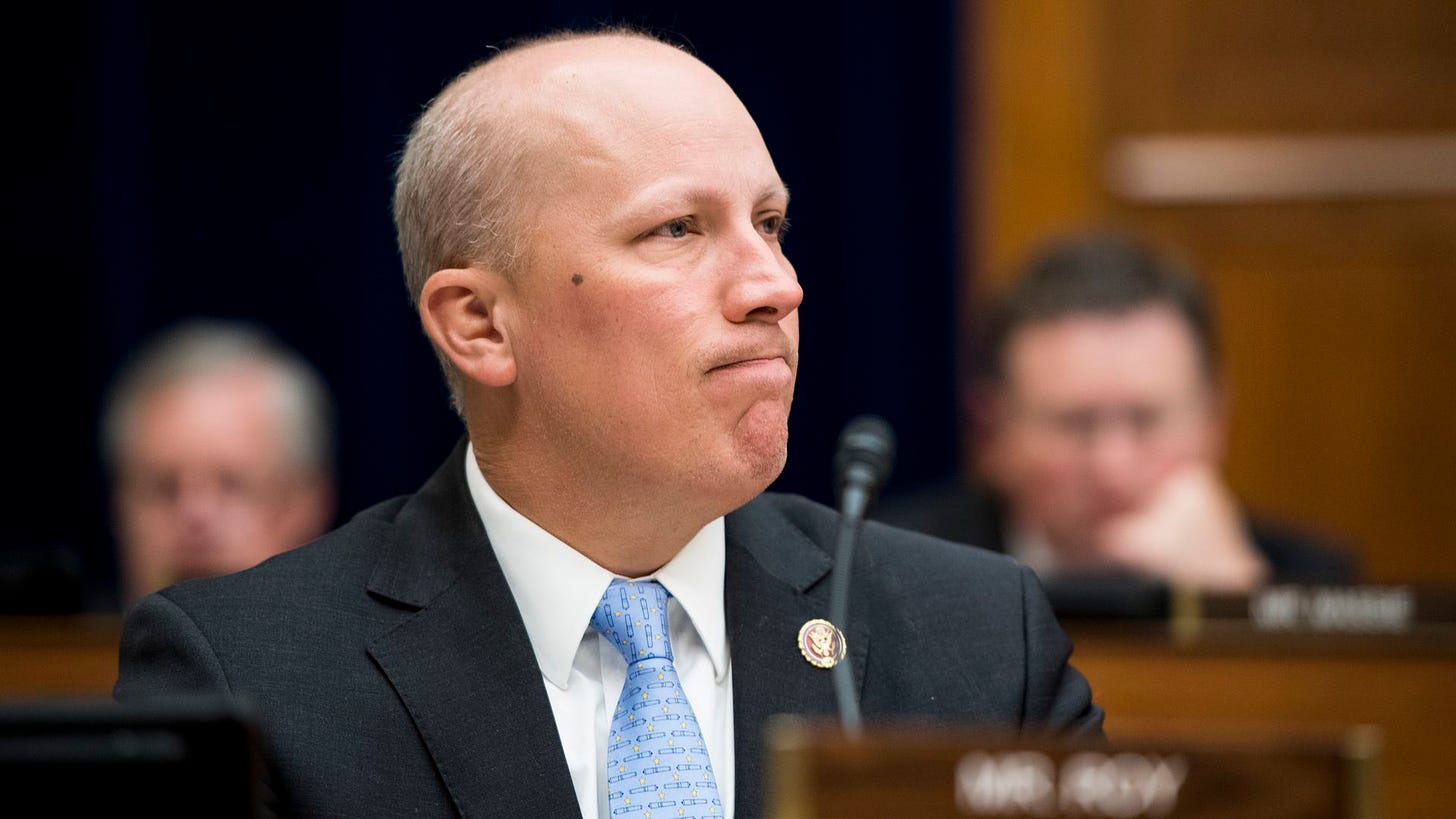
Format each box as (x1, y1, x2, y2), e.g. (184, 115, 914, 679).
(767, 719, 1376, 818)
(0, 615, 122, 698)
(5, 615, 1454, 816)
(1068, 622, 1456, 819)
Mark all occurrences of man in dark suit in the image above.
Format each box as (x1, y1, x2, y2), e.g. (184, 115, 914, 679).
(116, 28, 1102, 817)
(878, 232, 1357, 592)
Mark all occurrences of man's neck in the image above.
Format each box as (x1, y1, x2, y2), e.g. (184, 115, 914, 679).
(470, 443, 715, 577)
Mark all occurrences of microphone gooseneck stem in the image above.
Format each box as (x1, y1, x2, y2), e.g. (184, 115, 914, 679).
(828, 414, 895, 741)
(829, 483, 867, 739)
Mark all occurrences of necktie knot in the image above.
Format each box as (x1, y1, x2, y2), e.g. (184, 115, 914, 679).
(591, 578, 674, 665)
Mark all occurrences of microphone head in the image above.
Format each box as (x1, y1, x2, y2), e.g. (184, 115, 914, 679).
(834, 414, 896, 499)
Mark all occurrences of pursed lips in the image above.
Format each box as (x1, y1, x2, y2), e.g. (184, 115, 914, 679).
(710, 355, 784, 372)
(705, 346, 795, 375)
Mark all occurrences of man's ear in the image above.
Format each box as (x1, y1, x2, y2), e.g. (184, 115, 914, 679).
(418, 267, 517, 387)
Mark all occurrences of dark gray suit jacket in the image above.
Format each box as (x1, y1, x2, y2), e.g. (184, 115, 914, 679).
(116, 442, 1102, 817)
(876, 478, 1359, 586)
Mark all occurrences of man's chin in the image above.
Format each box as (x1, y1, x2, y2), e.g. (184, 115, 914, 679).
(686, 404, 788, 515)
(734, 402, 790, 473)
(171, 550, 254, 581)
(1043, 524, 1105, 565)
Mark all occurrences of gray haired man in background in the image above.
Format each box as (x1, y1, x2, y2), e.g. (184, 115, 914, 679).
(103, 319, 335, 604)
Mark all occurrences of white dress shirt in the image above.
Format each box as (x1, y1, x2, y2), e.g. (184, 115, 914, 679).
(464, 446, 735, 819)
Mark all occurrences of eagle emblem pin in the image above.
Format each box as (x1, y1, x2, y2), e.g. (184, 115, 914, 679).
(797, 618, 846, 669)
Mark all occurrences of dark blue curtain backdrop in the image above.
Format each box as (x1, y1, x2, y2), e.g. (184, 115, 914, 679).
(9, 2, 963, 605)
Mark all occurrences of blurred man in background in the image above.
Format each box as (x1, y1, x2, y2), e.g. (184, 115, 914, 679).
(880, 231, 1356, 592)
(103, 320, 336, 604)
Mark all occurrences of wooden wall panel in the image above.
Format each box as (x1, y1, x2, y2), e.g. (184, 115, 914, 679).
(970, 0, 1109, 295)
(972, 0, 1456, 582)
(1102, 1, 1456, 132)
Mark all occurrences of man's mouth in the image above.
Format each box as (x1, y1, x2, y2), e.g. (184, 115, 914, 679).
(709, 355, 785, 372)
(705, 341, 796, 374)
(704, 352, 795, 391)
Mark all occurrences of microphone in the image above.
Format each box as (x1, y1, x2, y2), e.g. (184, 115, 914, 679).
(834, 415, 897, 521)
(828, 415, 896, 738)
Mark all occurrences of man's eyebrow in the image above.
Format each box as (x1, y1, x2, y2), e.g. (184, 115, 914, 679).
(759, 182, 791, 206)
(614, 180, 791, 223)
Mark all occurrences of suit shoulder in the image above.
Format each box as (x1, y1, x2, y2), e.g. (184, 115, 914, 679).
(1247, 514, 1360, 584)
(750, 491, 1022, 582)
(159, 494, 409, 613)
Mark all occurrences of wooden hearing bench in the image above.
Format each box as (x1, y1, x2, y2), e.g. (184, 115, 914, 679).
(3, 586, 1454, 816)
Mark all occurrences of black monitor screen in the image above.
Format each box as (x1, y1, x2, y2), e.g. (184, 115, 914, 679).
(0, 697, 262, 817)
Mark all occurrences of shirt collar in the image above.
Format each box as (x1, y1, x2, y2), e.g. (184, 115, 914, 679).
(653, 514, 728, 683)
(463, 445, 729, 689)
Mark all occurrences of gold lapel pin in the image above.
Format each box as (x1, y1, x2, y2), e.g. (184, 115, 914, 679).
(797, 618, 847, 669)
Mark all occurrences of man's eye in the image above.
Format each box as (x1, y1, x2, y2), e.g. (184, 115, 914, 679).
(1052, 410, 1098, 441)
(760, 215, 790, 241)
(134, 475, 180, 504)
(651, 218, 692, 239)
(1128, 407, 1164, 437)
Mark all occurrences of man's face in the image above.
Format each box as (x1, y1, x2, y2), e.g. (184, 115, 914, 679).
(494, 43, 802, 517)
(983, 305, 1222, 556)
(113, 366, 329, 601)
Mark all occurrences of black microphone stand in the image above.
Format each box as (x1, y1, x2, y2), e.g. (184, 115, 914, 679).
(828, 415, 895, 739)
(829, 484, 868, 738)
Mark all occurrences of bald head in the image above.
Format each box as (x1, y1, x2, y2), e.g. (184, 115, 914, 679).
(393, 29, 748, 410)
(400, 27, 797, 569)
(393, 30, 727, 298)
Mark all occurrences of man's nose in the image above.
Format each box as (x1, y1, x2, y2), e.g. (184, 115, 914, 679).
(722, 227, 803, 323)
(173, 475, 225, 525)
(1085, 422, 1145, 500)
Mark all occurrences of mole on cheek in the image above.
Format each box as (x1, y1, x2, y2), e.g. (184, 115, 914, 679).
(571, 274, 584, 286)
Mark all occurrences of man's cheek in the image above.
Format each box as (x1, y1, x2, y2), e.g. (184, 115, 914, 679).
(556, 294, 614, 339)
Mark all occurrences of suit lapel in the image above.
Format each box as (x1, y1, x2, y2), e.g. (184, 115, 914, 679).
(359, 446, 869, 818)
(725, 498, 870, 818)
(365, 440, 580, 818)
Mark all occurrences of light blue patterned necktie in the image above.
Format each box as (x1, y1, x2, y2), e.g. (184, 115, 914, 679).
(591, 578, 723, 818)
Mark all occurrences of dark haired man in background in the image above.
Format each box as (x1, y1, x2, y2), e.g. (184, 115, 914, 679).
(880, 232, 1356, 592)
